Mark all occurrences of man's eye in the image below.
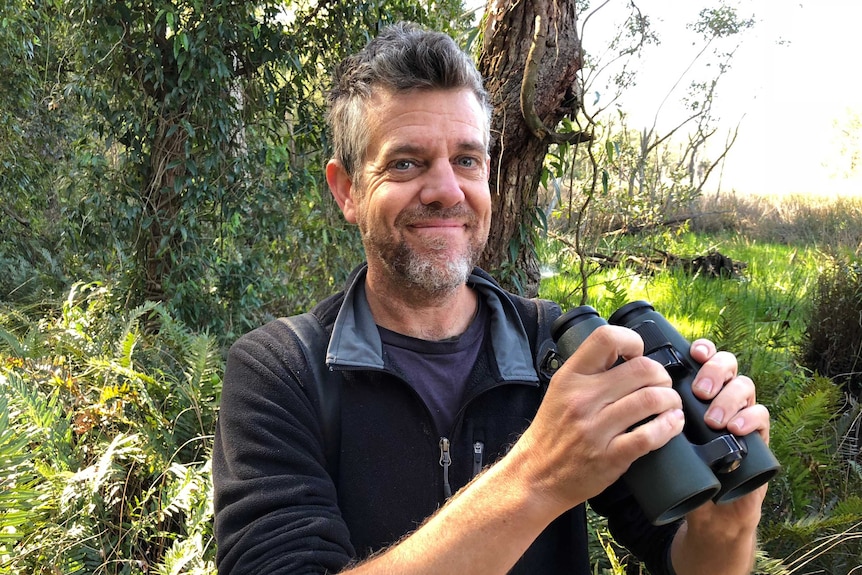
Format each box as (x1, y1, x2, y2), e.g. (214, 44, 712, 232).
(392, 159, 416, 170)
(457, 156, 479, 168)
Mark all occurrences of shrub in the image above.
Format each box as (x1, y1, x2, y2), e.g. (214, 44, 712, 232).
(800, 257, 862, 399)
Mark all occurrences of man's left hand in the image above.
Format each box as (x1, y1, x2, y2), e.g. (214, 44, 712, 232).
(670, 339, 770, 575)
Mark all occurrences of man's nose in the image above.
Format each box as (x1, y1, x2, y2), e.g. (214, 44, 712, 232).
(419, 161, 465, 207)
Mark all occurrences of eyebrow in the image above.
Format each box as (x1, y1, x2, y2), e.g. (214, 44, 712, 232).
(383, 139, 488, 159)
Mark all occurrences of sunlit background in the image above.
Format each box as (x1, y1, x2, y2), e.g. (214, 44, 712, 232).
(578, 0, 862, 197)
(470, 1, 862, 197)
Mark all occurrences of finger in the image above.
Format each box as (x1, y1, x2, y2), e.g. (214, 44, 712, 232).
(559, 324, 644, 376)
(609, 407, 685, 463)
(576, 353, 675, 410)
(691, 350, 738, 400)
(704, 374, 755, 429)
(603, 385, 683, 435)
(689, 338, 717, 363)
(726, 403, 771, 444)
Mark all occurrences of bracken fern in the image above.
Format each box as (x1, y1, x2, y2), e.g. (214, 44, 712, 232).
(0, 283, 219, 574)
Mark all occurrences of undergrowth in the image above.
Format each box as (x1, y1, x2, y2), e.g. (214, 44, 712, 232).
(0, 283, 219, 574)
(1, 193, 860, 573)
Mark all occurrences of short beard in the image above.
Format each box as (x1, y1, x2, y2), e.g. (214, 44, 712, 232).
(390, 239, 474, 296)
(362, 204, 485, 298)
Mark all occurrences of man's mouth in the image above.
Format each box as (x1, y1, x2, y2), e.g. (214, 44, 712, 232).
(409, 220, 467, 230)
(397, 205, 477, 230)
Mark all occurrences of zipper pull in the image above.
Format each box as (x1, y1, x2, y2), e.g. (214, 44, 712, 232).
(472, 441, 484, 477)
(439, 437, 452, 499)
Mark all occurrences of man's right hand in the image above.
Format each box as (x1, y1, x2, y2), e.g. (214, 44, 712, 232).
(345, 324, 686, 575)
(509, 324, 685, 516)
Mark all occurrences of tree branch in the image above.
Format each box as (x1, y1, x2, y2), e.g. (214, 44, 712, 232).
(520, 15, 591, 145)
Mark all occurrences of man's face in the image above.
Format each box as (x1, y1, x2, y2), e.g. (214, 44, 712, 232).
(345, 88, 492, 296)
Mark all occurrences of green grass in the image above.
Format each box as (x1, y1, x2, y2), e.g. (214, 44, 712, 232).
(540, 230, 822, 342)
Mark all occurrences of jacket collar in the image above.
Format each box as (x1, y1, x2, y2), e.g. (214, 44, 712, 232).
(325, 263, 539, 383)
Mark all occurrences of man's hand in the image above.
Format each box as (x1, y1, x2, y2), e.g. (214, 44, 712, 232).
(689, 339, 770, 446)
(670, 339, 770, 575)
(345, 323, 686, 575)
(511, 324, 686, 516)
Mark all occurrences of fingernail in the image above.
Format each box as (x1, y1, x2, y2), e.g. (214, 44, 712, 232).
(695, 378, 714, 396)
(731, 416, 745, 430)
(707, 406, 725, 425)
(694, 343, 711, 357)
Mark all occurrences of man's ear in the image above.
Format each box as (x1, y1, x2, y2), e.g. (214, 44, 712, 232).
(326, 159, 358, 224)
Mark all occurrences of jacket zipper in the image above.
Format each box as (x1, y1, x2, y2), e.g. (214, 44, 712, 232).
(343, 367, 537, 503)
(439, 437, 453, 499)
(472, 441, 484, 477)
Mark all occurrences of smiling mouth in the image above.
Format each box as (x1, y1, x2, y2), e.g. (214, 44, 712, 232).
(397, 204, 477, 225)
(409, 221, 467, 230)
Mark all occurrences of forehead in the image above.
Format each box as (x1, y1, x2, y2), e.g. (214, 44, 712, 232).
(364, 88, 489, 156)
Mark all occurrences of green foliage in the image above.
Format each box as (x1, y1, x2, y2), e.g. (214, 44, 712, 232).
(769, 374, 845, 511)
(58, 0, 332, 337)
(0, 0, 469, 344)
(0, 283, 220, 573)
(0, 2, 81, 301)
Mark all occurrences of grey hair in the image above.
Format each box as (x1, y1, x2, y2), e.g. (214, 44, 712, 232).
(326, 22, 491, 180)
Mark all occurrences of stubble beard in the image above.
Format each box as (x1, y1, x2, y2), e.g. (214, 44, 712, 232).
(361, 204, 486, 298)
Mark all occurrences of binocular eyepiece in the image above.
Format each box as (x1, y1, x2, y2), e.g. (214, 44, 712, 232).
(551, 301, 780, 525)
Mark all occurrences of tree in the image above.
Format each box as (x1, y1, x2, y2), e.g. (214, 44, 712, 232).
(65, 0, 294, 316)
(0, 1, 468, 338)
(478, 0, 587, 295)
(0, 1, 80, 299)
(533, 2, 755, 304)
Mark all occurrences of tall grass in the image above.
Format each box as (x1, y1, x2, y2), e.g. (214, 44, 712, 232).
(693, 193, 862, 256)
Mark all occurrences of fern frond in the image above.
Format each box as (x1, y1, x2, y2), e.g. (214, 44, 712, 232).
(754, 548, 790, 575)
(711, 302, 750, 352)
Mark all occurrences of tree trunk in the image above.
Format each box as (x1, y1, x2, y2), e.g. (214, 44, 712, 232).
(478, 0, 582, 296)
(141, 113, 187, 304)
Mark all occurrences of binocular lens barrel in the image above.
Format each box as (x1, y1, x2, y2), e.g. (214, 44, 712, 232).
(551, 302, 780, 525)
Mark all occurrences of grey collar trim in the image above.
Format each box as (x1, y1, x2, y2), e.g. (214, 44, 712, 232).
(325, 268, 538, 382)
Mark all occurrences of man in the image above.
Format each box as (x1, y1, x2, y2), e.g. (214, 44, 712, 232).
(213, 22, 769, 574)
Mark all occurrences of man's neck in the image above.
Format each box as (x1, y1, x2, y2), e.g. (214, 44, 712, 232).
(363, 270, 478, 341)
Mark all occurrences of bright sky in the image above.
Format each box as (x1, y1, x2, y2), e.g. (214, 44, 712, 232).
(581, 0, 862, 196)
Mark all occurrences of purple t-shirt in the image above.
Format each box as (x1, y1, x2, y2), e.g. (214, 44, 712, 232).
(378, 298, 488, 436)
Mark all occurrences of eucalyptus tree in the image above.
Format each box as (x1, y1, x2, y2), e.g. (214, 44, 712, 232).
(477, 0, 586, 294)
(7, 0, 465, 338)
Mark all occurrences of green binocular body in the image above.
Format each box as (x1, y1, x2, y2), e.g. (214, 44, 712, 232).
(551, 301, 781, 526)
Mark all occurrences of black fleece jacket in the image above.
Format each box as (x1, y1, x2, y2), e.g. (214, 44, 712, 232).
(213, 265, 680, 574)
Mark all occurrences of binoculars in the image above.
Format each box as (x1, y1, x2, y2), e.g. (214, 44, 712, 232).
(551, 300, 780, 525)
